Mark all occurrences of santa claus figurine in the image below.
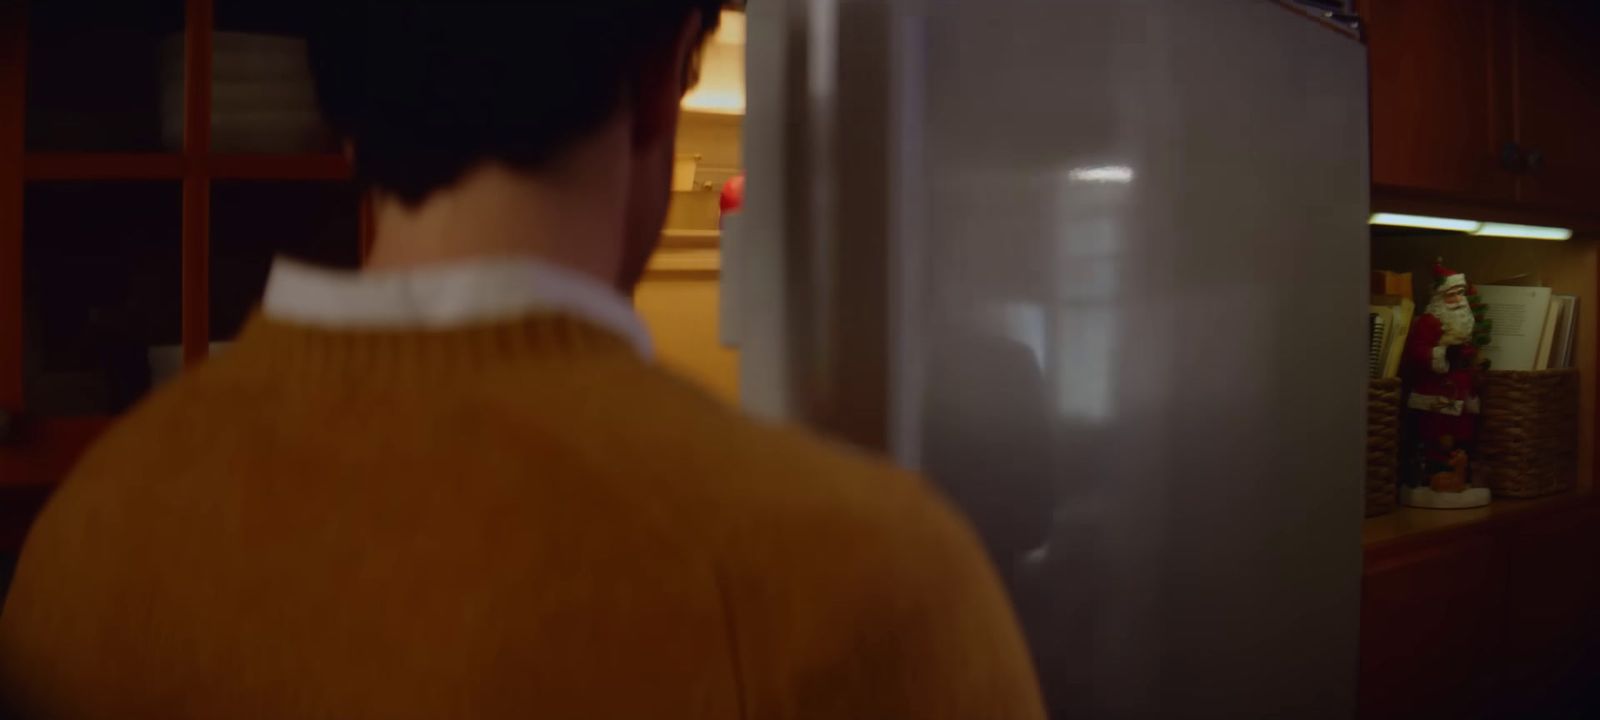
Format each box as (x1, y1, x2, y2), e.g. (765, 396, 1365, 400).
(1400, 261, 1493, 509)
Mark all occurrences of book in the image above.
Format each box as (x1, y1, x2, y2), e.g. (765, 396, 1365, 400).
(1370, 294, 1413, 379)
(1549, 295, 1580, 369)
(1371, 271, 1413, 305)
(1561, 297, 1579, 368)
(1368, 307, 1392, 380)
(1379, 296, 1414, 379)
(1476, 285, 1555, 371)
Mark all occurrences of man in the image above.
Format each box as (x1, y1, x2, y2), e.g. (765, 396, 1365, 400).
(0, 2, 1044, 718)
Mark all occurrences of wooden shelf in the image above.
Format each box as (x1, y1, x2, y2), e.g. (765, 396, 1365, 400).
(24, 153, 185, 181)
(1363, 488, 1595, 550)
(22, 152, 350, 182)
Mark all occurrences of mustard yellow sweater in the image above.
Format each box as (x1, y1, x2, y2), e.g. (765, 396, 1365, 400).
(0, 315, 1044, 719)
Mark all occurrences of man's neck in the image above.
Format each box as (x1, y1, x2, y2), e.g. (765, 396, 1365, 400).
(363, 161, 629, 290)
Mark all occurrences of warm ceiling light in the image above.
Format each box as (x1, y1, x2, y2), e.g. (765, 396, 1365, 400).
(1368, 213, 1482, 232)
(1471, 222, 1573, 241)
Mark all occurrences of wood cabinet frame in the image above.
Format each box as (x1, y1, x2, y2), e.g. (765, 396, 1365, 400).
(0, 0, 369, 498)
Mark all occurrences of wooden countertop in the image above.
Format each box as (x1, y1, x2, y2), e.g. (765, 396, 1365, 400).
(1363, 488, 1594, 551)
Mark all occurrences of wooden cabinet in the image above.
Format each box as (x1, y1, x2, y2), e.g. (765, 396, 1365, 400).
(1497, 505, 1600, 713)
(1364, 2, 1600, 707)
(1360, 499, 1600, 718)
(1367, 0, 1600, 216)
(1367, 0, 1514, 203)
(1360, 534, 1507, 719)
(1511, 0, 1600, 211)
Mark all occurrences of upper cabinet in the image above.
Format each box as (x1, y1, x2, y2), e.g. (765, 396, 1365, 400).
(1367, 0, 1514, 203)
(1512, 0, 1600, 211)
(1368, 0, 1600, 216)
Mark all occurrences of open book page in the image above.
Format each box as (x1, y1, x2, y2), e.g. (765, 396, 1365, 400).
(1476, 285, 1554, 371)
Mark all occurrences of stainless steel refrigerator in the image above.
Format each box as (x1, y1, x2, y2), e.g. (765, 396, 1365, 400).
(727, 1, 1370, 716)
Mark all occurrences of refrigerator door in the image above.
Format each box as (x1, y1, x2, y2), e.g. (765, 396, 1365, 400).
(740, 1, 1369, 717)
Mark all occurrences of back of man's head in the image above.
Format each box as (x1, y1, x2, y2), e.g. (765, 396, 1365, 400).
(308, 1, 724, 207)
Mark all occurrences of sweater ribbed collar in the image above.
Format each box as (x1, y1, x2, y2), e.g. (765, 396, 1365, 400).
(261, 256, 652, 359)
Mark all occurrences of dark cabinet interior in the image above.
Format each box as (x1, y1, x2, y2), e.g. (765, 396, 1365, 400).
(24, 0, 184, 153)
(24, 182, 182, 417)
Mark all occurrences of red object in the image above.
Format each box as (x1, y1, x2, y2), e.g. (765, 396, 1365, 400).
(1403, 260, 1483, 471)
(720, 174, 745, 215)
(1403, 312, 1479, 465)
(1432, 260, 1456, 285)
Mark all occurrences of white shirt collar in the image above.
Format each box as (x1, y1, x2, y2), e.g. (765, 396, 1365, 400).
(261, 257, 653, 358)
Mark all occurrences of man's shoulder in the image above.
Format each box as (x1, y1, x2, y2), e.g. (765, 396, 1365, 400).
(473, 359, 959, 547)
(476, 358, 899, 483)
(82, 354, 957, 549)
(603, 370, 974, 557)
(629, 370, 923, 501)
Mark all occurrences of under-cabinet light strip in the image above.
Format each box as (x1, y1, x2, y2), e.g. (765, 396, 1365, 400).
(1471, 222, 1574, 241)
(1369, 213, 1572, 241)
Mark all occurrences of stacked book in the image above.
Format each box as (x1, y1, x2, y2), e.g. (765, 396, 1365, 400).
(1475, 284, 1579, 372)
(1369, 272, 1415, 380)
(1370, 270, 1581, 376)
(161, 32, 333, 153)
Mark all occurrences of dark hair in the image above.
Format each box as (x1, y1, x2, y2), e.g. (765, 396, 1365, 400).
(309, 1, 723, 205)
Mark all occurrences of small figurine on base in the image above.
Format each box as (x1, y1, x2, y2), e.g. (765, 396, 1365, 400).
(1400, 261, 1493, 509)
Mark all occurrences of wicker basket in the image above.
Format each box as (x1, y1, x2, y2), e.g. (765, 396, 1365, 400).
(1477, 369, 1579, 498)
(1366, 378, 1402, 517)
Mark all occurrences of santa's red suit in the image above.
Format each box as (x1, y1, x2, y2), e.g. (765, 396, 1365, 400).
(1402, 303, 1480, 470)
